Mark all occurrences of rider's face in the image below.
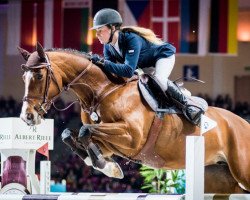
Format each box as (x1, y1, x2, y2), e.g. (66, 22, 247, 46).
(95, 26, 111, 44)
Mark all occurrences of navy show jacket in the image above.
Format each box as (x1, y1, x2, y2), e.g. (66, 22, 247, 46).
(103, 31, 176, 78)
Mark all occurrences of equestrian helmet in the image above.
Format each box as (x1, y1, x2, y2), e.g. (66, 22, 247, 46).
(91, 8, 122, 30)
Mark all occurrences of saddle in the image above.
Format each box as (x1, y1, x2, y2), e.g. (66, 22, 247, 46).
(138, 74, 208, 114)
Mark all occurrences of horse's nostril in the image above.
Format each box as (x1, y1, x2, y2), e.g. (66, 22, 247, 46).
(26, 113, 34, 121)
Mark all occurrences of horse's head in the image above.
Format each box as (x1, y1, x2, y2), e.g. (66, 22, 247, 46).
(18, 42, 61, 125)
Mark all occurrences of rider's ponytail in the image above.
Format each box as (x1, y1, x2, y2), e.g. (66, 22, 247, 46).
(121, 26, 163, 45)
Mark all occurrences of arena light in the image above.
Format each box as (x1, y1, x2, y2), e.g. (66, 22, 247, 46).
(87, 17, 93, 45)
(237, 11, 250, 42)
(31, 3, 37, 46)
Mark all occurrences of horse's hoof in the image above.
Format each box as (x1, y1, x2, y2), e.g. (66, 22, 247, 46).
(61, 128, 77, 151)
(99, 161, 124, 179)
(61, 128, 72, 140)
(79, 125, 91, 136)
(61, 128, 88, 161)
(78, 126, 92, 146)
(61, 128, 78, 140)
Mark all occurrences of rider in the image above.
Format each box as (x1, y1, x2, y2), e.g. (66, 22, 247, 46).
(90, 8, 203, 125)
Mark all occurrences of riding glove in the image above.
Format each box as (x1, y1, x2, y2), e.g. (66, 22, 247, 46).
(90, 54, 105, 66)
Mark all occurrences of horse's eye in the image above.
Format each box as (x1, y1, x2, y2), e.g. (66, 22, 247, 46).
(36, 73, 43, 80)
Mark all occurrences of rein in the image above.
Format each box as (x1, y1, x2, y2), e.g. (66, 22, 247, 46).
(22, 54, 93, 117)
(22, 53, 138, 120)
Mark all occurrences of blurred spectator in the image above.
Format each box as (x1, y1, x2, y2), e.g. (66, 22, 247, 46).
(204, 94, 213, 106)
(224, 94, 233, 110)
(214, 94, 224, 108)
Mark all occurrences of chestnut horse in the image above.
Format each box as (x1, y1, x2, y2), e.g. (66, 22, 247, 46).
(18, 43, 250, 193)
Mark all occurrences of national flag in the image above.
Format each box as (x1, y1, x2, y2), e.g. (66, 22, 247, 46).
(180, 0, 210, 55)
(45, 0, 63, 49)
(122, 0, 180, 51)
(20, 0, 45, 51)
(6, 0, 93, 54)
(6, 0, 21, 55)
(6, 0, 63, 55)
(180, 0, 199, 53)
(121, 0, 179, 50)
(121, 0, 150, 28)
(198, 0, 210, 55)
(151, 0, 180, 51)
(63, 0, 91, 52)
(209, 0, 238, 54)
(122, 0, 210, 55)
(37, 142, 49, 160)
(119, 0, 213, 55)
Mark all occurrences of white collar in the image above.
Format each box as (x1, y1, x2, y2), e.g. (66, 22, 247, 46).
(111, 39, 122, 56)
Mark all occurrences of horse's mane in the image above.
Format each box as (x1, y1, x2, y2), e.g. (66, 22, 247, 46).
(45, 48, 129, 85)
(45, 48, 91, 60)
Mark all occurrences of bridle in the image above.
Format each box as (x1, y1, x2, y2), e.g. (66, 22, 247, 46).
(21, 52, 137, 121)
(22, 53, 93, 118)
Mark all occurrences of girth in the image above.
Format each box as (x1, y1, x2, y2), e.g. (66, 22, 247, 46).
(133, 114, 166, 168)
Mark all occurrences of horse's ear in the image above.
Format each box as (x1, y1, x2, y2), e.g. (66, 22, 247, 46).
(36, 42, 45, 59)
(17, 47, 30, 61)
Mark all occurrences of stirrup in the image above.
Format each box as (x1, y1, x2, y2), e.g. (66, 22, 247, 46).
(183, 105, 204, 125)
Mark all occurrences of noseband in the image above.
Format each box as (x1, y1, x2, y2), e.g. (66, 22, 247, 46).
(22, 54, 93, 118)
(22, 54, 63, 117)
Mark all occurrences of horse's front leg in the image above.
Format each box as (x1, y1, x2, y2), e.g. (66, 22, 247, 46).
(76, 120, 143, 179)
(61, 128, 88, 161)
(83, 121, 142, 150)
(61, 128, 124, 179)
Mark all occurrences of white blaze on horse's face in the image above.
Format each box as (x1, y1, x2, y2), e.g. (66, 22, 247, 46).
(20, 70, 42, 126)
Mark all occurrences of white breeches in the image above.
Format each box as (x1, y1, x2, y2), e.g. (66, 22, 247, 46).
(136, 55, 175, 91)
(155, 55, 175, 90)
(141, 55, 175, 91)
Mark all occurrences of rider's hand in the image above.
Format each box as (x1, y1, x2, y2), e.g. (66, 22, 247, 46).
(90, 54, 105, 66)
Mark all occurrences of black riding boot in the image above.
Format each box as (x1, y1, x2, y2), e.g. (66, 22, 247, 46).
(166, 80, 204, 125)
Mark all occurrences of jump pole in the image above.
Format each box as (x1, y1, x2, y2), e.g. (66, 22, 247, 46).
(40, 160, 51, 194)
(185, 136, 204, 200)
(185, 115, 216, 200)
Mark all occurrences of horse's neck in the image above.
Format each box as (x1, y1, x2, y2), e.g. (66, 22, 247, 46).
(48, 51, 112, 99)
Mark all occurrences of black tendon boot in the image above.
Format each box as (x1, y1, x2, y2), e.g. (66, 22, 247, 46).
(166, 80, 204, 125)
(78, 125, 106, 169)
(61, 128, 88, 161)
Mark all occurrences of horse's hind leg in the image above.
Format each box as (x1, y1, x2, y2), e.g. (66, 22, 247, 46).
(223, 126, 250, 192)
(205, 164, 248, 193)
(226, 154, 250, 192)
